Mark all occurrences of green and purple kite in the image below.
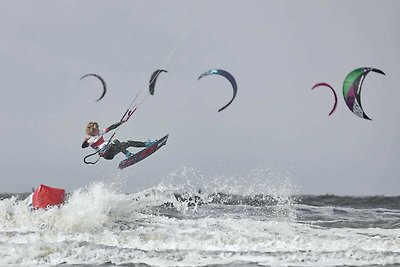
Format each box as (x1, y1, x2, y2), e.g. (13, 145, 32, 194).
(342, 67, 385, 120)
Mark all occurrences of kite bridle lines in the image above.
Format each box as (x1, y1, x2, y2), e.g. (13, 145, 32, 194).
(83, 0, 209, 165)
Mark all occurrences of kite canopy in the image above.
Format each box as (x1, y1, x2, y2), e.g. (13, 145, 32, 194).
(149, 69, 168, 95)
(198, 69, 238, 112)
(80, 73, 107, 102)
(311, 82, 338, 116)
(342, 67, 385, 120)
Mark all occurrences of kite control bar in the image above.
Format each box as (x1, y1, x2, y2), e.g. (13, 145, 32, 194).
(120, 107, 137, 123)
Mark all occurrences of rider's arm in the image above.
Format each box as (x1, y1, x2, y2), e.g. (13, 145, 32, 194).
(105, 121, 123, 133)
(81, 138, 89, 148)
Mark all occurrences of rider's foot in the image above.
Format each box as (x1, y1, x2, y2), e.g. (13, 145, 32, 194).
(144, 139, 156, 147)
(124, 151, 133, 158)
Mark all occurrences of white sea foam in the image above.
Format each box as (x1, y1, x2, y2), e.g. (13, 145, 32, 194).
(0, 171, 399, 266)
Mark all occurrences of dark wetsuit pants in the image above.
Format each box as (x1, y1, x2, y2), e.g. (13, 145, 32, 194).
(101, 140, 146, 160)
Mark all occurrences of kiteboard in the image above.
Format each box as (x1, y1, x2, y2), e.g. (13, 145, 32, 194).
(118, 134, 169, 170)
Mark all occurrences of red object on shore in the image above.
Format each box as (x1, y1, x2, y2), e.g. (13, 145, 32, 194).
(32, 184, 65, 209)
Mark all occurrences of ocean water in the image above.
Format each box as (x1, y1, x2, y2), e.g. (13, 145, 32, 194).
(0, 169, 399, 267)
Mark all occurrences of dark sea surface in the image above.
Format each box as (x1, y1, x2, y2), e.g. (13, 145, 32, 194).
(0, 183, 399, 266)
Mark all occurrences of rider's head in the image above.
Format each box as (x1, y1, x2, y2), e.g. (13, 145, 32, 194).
(86, 122, 99, 136)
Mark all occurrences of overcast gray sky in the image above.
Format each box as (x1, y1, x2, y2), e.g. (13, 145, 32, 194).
(1, 0, 399, 195)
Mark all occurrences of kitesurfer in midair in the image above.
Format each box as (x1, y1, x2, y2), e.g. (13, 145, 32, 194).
(81, 121, 153, 159)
